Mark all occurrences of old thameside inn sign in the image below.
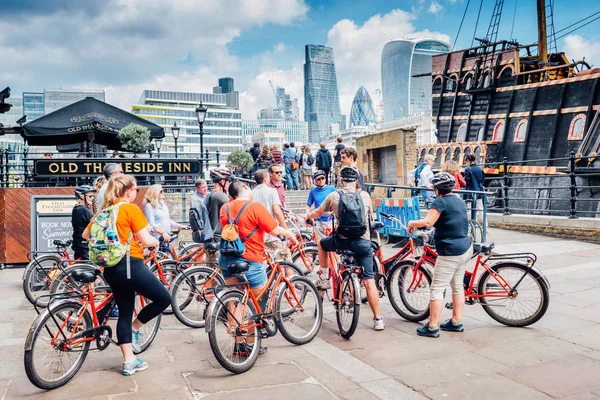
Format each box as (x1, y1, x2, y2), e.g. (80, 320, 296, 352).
(34, 159, 201, 177)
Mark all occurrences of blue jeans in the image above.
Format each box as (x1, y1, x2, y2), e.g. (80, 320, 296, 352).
(421, 188, 435, 209)
(320, 235, 374, 280)
(219, 255, 267, 288)
(285, 164, 299, 190)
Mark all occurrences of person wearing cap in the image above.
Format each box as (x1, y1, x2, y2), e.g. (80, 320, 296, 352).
(305, 170, 335, 240)
(71, 185, 96, 260)
(305, 166, 384, 331)
(408, 172, 473, 338)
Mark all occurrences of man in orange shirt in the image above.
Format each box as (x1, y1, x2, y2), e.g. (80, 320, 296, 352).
(219, 181, 297, 294)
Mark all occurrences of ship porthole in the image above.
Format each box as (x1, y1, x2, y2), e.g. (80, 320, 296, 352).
(568, 114, 586, 140)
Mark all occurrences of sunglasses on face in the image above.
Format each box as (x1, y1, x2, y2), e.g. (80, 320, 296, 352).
(315, 177, 325, 181)
(272, 171, 282, 175)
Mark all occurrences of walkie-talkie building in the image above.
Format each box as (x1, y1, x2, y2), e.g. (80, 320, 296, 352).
(304, 45, 343, 143)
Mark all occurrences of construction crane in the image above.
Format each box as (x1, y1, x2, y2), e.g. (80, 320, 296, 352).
(268, 80, 283, 110)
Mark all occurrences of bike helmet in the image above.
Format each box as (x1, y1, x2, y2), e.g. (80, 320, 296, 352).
(340, 166, 359, 181)
(209, 167, 233, 183)
(74, 185, 95, 198)
(430, 172, 455, 194)
(313, 170, 326, 180)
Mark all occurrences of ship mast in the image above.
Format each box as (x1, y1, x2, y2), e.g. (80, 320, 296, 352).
(537, 0, 548, 64)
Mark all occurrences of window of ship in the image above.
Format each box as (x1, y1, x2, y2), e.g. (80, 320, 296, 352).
(492, 121, 505, 142)
(445, 77, 456, 92)
(464, 146, 472, 162)
(464, 74, 474, 91)
(435, 148, 443, 167)
(514, 119, 528, 143)
(453, 147, 462, 162)
(419, 149, 426, 162)
(482, 72, 492, 88)
(476, 126, 485, 141)
(444, 147, 452, 164)
(457, 123, 468, 142)
(568, 114, 586, 140)
(474, 146, 482, 164)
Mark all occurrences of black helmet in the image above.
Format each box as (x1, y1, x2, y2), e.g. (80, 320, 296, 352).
(209, 168, 232, 183)
(431, 172, 455, 194)
(313, 170, 326, 180)
(340, 166, 359, 181)
(74, 185, 95, 198)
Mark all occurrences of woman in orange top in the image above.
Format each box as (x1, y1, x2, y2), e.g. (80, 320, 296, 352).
(83, 175, 169, 377)
(442, 160, 466, 191)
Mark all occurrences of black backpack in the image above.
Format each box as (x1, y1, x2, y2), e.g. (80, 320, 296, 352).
(189, 194, 214, 243)
(336, 190, 367, 239)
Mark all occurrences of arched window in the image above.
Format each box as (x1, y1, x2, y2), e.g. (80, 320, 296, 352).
(428, 148, 435, 156)
(445, 75, 457, 92)
(419, 149, 426, 162)
(457, 123, 468, 142)
(568, 114, 586, 140)
(474, 146, 482, 164)
(453, 147, 462, 162)
(464, 74, 474, 91)
(514, 119, 528, 143)
(483, 72, 492, 88)
(492, 121, 505, 142)
(444, 147, 452, 164)
(434, 148, 443, 167)
(464, 146, 472, 162)
(476, 126, 485, 141)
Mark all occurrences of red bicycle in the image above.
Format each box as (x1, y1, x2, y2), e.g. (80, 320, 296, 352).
(379, 213, 550, 327)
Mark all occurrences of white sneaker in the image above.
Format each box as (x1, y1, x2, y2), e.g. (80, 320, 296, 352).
(373, 317, 385, 331)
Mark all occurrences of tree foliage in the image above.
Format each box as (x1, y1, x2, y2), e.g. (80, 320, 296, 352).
(118, 123, 151, 153)
(227, 150, 254, 174)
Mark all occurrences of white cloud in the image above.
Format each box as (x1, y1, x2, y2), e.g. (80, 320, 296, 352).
(428, 1, 444, 15)
(562, 35, 600, 67)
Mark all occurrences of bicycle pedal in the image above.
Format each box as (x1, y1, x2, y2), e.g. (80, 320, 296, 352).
(445, 302, 453, 310)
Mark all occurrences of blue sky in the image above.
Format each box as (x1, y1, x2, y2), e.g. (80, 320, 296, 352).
(0, 0, 598, 120)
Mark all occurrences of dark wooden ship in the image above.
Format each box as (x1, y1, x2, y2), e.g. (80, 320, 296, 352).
(420, 0, 600, 216)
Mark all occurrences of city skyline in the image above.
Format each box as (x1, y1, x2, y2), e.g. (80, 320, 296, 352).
(2, 1, 597, 124)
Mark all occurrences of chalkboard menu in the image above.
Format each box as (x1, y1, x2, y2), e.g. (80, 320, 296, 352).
(30, 195, 77, 254)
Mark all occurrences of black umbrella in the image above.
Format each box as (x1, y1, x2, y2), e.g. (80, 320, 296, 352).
(21, 97, 164, 149)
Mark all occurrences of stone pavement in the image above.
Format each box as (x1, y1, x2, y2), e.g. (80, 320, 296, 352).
(1, 228, 600, 400)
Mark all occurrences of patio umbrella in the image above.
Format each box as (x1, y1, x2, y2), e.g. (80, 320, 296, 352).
(21, 97, 164, 149)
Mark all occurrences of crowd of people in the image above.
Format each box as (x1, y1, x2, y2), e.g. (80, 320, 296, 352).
(68, 138, 477, 376)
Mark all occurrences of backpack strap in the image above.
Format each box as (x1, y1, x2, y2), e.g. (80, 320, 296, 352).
(232, 201, 259, 243)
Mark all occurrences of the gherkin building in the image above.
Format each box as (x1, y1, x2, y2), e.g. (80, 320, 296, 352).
(349, 86, 376, 127)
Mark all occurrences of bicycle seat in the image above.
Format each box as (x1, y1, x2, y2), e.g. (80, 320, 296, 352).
(70, 268, 100, 283)
(53, 239, 72, 248)
(370, 221, 384, 232)
(228, 261, 250, 275)
(473, 242, 494, 255)
(203, 242, 219, 253)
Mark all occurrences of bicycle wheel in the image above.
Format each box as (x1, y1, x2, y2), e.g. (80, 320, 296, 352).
(178, 243, 205, 262)
(387, 261, 432, 322)
(478, 263, 550, 327)
(171, 266, 225, 328)
(24, 301, 92, 390)
(23, 255, 62, 307)
(468, 220, 483, 244)
(291, 245, 319, 277)
(134, 295, 161, 353)
(150, 260, 180, 315)
(335, 273, 360, 339)
(207, 290, 261, 374)
(276, 276, 322, 345)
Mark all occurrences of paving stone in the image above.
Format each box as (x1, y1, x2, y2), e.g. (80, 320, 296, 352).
(164, 342, 216, 372)
(184, 362, 309, 394)
(556, 324, 600, 351)
(558, 392, 600, 400)
(295, 355, 364, 394)
(423, 374, 550, 400)
(527, 310, 597, 333)
(549, 281, 596, 295)
(153, 328, 195, 346)
(458, 325, 549, 348)
(361, 378, 426, 400)
(202, 382, 336, 400)
(338, 387, 384, 400)
(392, 352, 506, 390)
(501, 354, 600, 398)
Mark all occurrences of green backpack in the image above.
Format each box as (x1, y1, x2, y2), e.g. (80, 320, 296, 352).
(88, 203, 132, 270)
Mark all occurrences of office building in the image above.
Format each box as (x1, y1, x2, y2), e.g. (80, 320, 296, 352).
(243, 119, 308, 145)
(251, 130, 285, 148)
(349, 87, 376, 127)
(0, 97, 23, 128)
(43, 89, 105, 115)
(381, 38, 451, 122)
(304, 45, 343, 143)
(213, 77, 239, 109)
(377, 112, 436, 145)
(132, 88, 242, 166)
(22, 93, 45, 122)
(260, 85, 300, 122)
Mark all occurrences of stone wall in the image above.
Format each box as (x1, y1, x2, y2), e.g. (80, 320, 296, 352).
(356, 128, 417, 199)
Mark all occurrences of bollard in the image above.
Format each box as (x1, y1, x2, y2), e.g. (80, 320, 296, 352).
(502, 157, 510, 215)
(569, 151, 578, 219)
(3, 149, 9, 188)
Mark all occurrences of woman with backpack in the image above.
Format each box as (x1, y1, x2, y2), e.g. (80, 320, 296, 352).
(302, 146, 315, 189)
(143, 184, 188, 253)
(83, 175, 171, 376)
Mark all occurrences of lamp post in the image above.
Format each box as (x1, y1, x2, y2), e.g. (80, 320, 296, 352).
(195, 102, 207, 172)
(155, 138, 162, 158)
(171, 122, 180, 159)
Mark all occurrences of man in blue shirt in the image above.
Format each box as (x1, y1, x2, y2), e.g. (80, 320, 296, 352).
(306, 170, 336, 239)
(283, 143, 299, 190)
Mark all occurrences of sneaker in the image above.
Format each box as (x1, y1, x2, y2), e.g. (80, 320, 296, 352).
(132, 329, 144, 354)
(122, 358, 148, 376)
(110, 306, 119, 319)
(233, 342, 267, 356)
(315, 279, 331, 290)
(440, 319, 464, 332)
(416, 323, 440, 338)
(373, 317, 385, 331)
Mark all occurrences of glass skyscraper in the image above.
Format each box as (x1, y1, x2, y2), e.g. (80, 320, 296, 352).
(22, 92, 45, 122)
(132, 89, 242, 166)
(43, 89, 105, 115)
(242, 119, 308, 145)
(349, 87, 376, 127)
(381, 39, 451, 122)
(304, 45, 343, 143)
